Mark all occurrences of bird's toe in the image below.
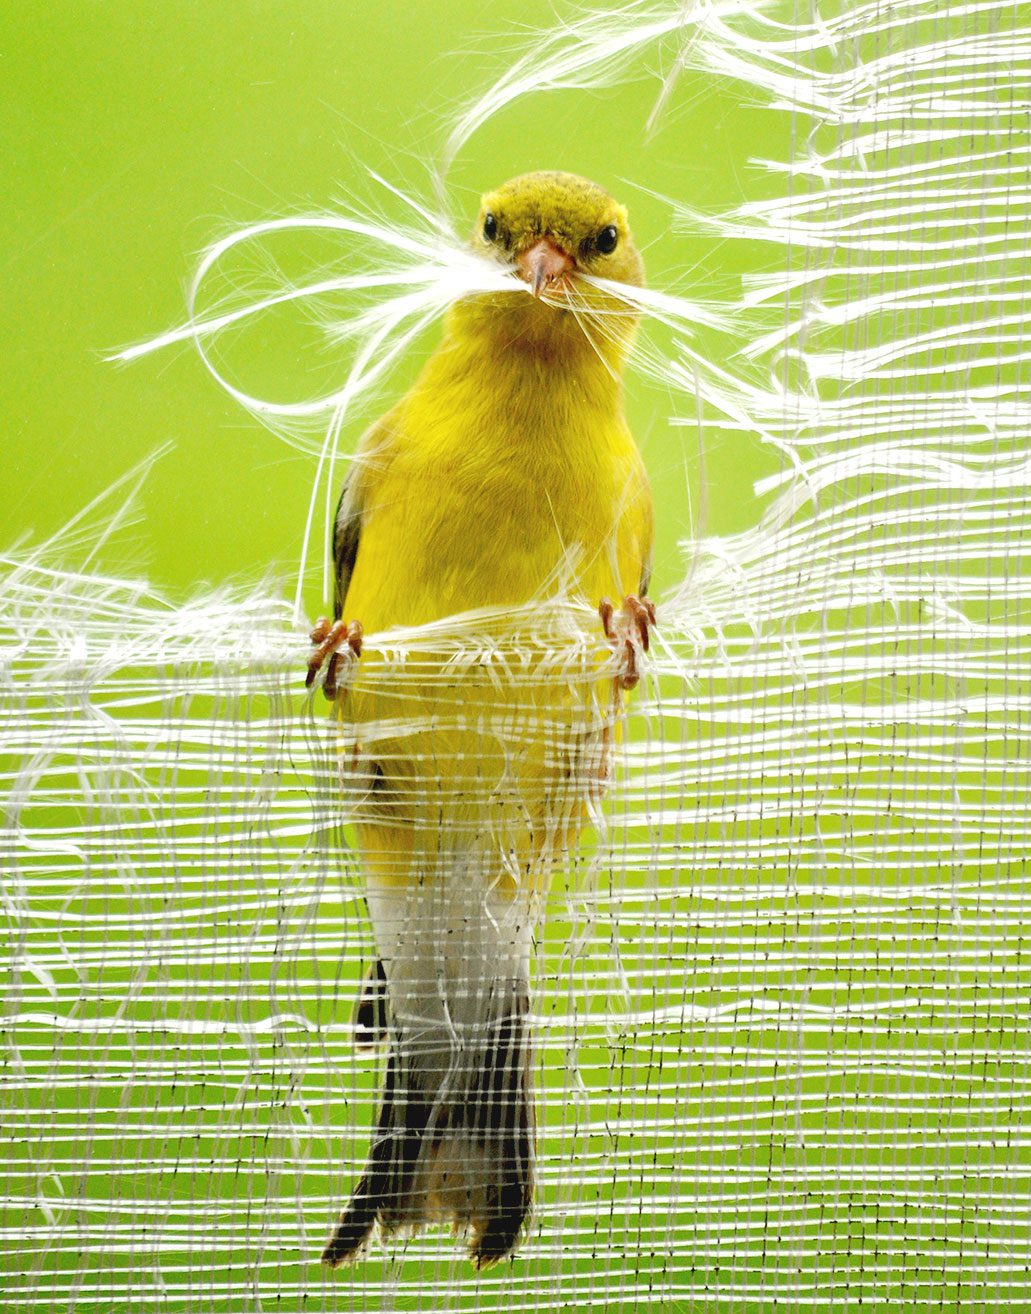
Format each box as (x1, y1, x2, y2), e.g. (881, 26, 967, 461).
(307, 618, 363, 697)
(598, 595, 656, 690)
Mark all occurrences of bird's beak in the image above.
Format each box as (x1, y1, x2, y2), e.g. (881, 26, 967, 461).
(517, 238, 575, 298)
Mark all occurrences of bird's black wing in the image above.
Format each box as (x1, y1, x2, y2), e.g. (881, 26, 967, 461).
(333, 467, 363, 620)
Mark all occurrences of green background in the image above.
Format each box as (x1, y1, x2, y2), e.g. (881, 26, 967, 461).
(2, 1, 786, 610)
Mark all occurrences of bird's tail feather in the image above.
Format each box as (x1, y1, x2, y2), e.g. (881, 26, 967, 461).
(323, 986, 534, 1269)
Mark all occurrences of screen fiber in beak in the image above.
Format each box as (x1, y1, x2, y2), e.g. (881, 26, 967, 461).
(517, 238, 574, 298)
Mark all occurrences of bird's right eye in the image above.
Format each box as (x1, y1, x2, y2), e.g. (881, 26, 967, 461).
(483, 213, 498, 241)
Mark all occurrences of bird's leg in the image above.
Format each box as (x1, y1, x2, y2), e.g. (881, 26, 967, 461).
(598, 595, 656, 691)
(307, 617, 363, 699)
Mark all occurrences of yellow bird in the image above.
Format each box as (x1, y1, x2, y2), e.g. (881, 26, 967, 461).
(307, 171, 654, 1268)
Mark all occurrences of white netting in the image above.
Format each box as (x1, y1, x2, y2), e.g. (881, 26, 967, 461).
(3, 0, 1030, 1308)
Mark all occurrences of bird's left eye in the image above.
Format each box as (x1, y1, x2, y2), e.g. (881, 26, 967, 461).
(483, 213, 498, 241)
(596, 225, 619, 255)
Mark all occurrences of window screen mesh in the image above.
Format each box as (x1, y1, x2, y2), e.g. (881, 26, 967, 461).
(3, 0, 1029, 1309)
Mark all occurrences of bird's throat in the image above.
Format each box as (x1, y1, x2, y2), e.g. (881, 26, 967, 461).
(447, 286, 633, 384)
(436, 304, 627, 431)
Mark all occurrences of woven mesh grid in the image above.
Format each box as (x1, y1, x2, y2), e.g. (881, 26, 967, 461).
(3, 0, 1030, 1308)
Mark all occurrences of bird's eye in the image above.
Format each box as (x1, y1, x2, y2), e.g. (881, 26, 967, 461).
(483, 213, 498, 242)
(596, 224, 619, 255)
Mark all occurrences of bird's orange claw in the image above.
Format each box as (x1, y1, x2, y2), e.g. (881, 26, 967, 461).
(306, 617, 363, 699)
(599, 595, 656, 691)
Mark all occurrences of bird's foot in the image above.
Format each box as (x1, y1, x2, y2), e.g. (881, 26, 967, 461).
(599, 595, 656, 691)
(306, 617, 363, 699)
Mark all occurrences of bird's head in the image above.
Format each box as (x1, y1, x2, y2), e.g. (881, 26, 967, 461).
(452, 171, 645, 368)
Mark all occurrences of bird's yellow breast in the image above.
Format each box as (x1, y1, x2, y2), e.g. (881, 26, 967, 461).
(342, 315, 651, 631)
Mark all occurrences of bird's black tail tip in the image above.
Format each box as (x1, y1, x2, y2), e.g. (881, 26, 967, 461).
(469, 1183, 534, 1269)
(321, 1181, 378, 1266)
(323, 1004, 534, 1268)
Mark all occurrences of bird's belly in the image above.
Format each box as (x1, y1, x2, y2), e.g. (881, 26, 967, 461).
(338, 483, 616, 888)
